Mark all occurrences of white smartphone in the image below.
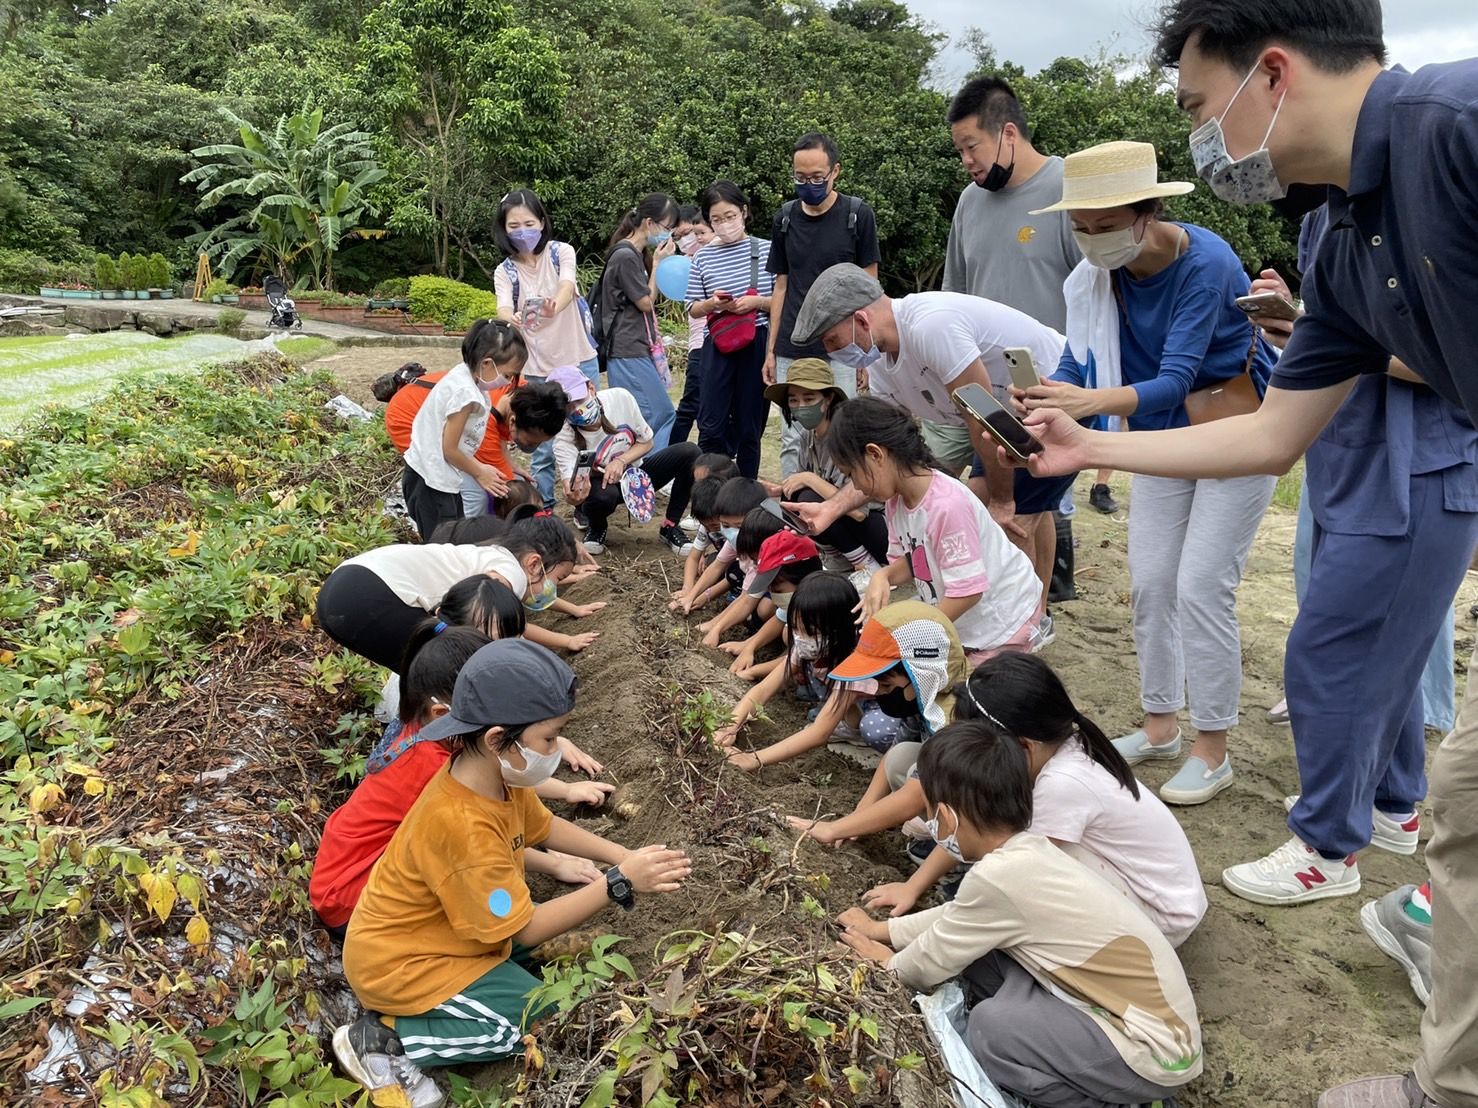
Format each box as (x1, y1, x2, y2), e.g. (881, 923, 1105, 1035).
(1002, 347, 1041, 393)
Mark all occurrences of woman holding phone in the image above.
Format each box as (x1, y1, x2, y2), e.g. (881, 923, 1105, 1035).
(1022, 140, 1277, 806)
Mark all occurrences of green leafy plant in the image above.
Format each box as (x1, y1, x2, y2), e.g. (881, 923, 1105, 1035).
(200, 979, 361, 1105)
(216, 307, 246, 335)
(95, 254, 119, 291)
(146, 253, 171, 290)
(407, 275, 498, 330)
(202, 276, 237, 300)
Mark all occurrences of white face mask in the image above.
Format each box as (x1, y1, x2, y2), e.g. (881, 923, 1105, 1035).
(499, 738, 563, 788)
(1188, 61, 1288, 205)
(924, 804, 968, 863)
(792, 633, 820, 660)
(1074, 226, 1146, 271)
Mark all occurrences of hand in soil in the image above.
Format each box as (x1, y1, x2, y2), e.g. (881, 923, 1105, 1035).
(565, 560, 601, 581)
(725, 748, 763, 772)
(557, 736, 604, 775)
(839, 927, 894, 966)
(862, 881, 919, 918)
(701, 628, 722, 649)
(712, 721, 741, 748)
(619, 845, 692, 894)
(837, 906, 890, 943)
(786, 814, 843, 845)
(562, 780, 616, 806)
(563, 631, 601, 652)
(546, 851, 603, 885)
(568, 601, 608, 618)
(726, 651, 755, 675)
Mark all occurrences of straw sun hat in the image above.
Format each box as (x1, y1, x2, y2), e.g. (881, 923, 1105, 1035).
(1029, 140, 1193, 214)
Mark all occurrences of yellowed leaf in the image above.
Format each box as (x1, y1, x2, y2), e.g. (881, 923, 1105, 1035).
(112, 607, 143, 628)
(61, 759, 97, 778)
(82, 777, 105, 797)
(28, 782, 63, 814)
(369, 1086, 412, 1108)
(521, 1035, 544, 1072)
(0, 649, 14, 666)
(185, 915, 211, 949)
(167, 531, 200, 558)
(137, 872, 177, 923)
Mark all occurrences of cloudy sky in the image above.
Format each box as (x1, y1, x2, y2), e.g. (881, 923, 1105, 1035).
(906, 0, 1478, 88)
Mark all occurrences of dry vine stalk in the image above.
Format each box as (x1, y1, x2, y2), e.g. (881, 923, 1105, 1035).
(516, 928, 954, 1108)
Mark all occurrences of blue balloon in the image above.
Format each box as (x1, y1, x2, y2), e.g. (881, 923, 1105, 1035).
(655, 255, 692, 302)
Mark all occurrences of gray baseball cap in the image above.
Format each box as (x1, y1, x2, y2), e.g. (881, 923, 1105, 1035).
(791, 263, 883, 347)
(418, 638, 578, 741)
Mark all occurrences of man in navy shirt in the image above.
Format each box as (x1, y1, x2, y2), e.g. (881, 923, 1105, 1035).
(1017, 2, 1478, 1105)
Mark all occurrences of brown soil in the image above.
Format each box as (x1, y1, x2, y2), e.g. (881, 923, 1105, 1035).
(318, 353, 1478, 1107)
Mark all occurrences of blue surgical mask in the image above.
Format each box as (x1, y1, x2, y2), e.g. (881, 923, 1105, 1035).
(719, 525, 740, 547)
(833, 318, 881, 371)
(524, 573, 557, 612)
(649, 228, 672, 247)
(924, 805, 966, 863)
(796, 180, 830, 206)
(773, 591, 793, 617)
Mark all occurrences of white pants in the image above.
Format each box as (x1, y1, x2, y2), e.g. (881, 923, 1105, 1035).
(1127, 473, 1275, 731)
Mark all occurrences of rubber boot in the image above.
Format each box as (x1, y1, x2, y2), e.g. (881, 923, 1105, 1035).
(1049, 511, 1077, 602)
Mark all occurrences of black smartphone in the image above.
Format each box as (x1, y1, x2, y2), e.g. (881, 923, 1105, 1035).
(951, 383, 1043, 463)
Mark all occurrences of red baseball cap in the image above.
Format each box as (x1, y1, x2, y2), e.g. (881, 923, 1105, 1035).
(746, 531, 819, 597)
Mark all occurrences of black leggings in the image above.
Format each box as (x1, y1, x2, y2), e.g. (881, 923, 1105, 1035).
(585, 442, 701, 532)
(316, 565, 427, 673)
(792, 487, 890, 565)
(670, 349, 704, 446)
(402, 465, 462, 542)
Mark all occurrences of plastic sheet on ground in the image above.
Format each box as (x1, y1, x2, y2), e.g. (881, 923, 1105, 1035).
(915, 980, 1029, 1108)
(323, 393, 372, 422)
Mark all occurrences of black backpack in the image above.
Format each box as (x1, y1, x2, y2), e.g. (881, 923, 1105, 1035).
(777, 194, 862, 256)
(587, 241, 641, 375)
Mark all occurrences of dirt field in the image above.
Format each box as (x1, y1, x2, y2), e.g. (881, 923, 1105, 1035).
(320, 347, 1477, 1107)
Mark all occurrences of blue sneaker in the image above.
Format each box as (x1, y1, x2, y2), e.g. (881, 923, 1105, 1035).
(1111, 729, 1181, 766)
(1160, 755, 1234, 806)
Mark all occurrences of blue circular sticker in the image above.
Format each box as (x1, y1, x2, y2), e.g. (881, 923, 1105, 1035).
(487, 888, 513, 918)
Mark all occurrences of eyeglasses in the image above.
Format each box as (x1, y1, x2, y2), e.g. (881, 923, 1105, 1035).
(710, 213, 744, 227)
(792, 172, 832, 186)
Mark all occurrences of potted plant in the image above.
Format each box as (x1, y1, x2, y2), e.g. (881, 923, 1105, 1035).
(116, 253, 136, 299)
(368, 278, 411, 310)
(149, 254, 175, 298)
(236, 286, 268, 310)
(59, 281, 96, 300)
(96, 254, 120, 300)
(203, 277, 239, 304)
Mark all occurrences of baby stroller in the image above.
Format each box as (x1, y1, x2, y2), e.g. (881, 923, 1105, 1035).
(264, 275, 301, 330)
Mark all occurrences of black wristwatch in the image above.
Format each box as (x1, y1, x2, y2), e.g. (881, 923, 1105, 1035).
(605, 865, 634, 911)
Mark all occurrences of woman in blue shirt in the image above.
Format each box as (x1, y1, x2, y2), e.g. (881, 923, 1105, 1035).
(685, 180, 775, 479)
(1025, 140, 1276, 807)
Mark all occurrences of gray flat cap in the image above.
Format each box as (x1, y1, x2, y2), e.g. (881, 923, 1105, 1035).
(791, 263, 883, 347)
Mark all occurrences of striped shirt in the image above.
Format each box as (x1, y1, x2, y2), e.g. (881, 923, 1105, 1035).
(686, 236, 775, 326)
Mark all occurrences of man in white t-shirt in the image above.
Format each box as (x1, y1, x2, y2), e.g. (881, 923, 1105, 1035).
(789, 264, 1071, 603)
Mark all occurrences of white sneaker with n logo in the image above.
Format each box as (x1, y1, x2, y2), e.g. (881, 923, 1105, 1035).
(1222, 836, 1361, 906)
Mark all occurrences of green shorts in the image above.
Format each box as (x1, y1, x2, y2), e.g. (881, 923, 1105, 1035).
(920, 419, 976, 477)
(391, 945, 552, 1067)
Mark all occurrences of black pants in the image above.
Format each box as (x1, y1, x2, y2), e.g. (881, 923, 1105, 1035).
(670, 348, 704, 446)
(793, 487, 889, 565)
(316, 565, 427, 673)
(585, 442, 701, 532)
(401, 465, 462, 541)
(696, 331, 768, 479)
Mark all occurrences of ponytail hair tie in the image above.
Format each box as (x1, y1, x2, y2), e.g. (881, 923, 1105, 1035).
(534, 508, 554, 518)
(433, 621, 448, 635)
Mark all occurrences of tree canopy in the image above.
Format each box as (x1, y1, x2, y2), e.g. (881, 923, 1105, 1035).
(0, 0, 1299, 292)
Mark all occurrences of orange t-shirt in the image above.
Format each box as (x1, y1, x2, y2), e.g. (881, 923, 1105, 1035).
(343, 764, 551, 1015)
(384, 374, 515, 476)
(309, 729, 451, 929)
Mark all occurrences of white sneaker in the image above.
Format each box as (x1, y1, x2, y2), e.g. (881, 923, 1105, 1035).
(1221, 836, 1361, 906)
(679, 515, 699, 533)
(332, 1019, 445, 1108)
(1283, 795, 1421, 855)
(1267, 698, 1290, 725)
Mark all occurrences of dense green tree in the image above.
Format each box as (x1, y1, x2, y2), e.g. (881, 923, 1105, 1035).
(356, 0, 566, 278)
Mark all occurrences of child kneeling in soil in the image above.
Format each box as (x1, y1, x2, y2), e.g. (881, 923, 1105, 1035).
(719, 526, 823, 679)
(311, 622, 612, 943)
(838, 721, 1203, 1108)
(784, 602, 966, 845)
(700, 503, 788, 659)
(335, 640, 691, 1105)
(864, 654, 1208, 946)
(717, 571, 907, 771)
(678, 476, 768, 623)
